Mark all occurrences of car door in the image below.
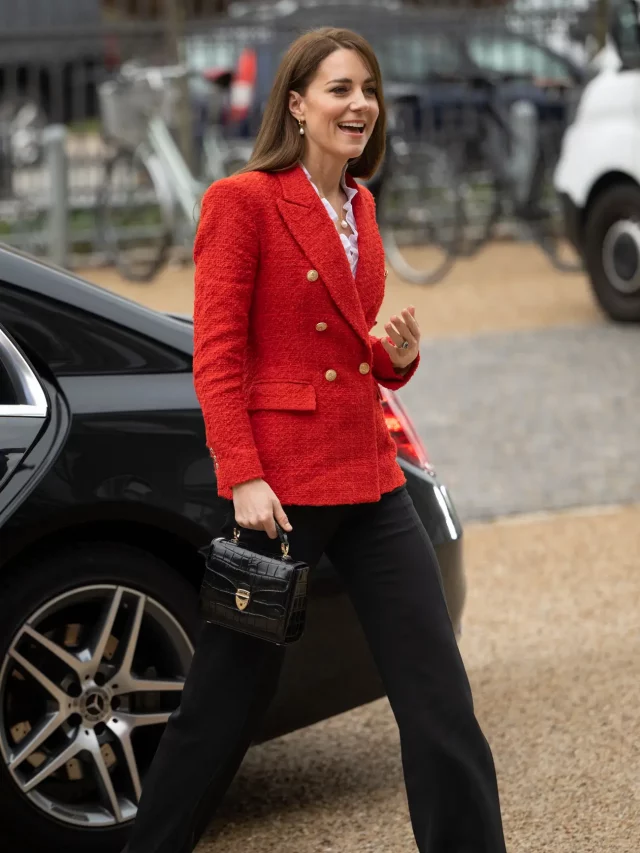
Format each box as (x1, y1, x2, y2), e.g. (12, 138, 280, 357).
(0, 325, 64, 528)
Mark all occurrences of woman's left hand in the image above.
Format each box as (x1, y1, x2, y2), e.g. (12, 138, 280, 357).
(381, 306, 420, 369)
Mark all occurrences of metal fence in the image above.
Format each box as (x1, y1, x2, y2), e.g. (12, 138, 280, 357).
(0, 0, 612, 270)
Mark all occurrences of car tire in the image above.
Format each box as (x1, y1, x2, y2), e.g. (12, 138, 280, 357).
(584, 182, 640, 322)
(0, 541, 199, 853)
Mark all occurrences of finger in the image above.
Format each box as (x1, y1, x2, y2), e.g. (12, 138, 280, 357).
(398, 313, 419, 345)
(263, 514, 278, 539)
(401, 307, 420, 338)
(380, 335, 403, 368)
(396, 311, 418, 339)
(384, 321, 404, 347)
(387, 316, 416, 346)
(379, 336, 395, 356)
(274, 505, 293, 532)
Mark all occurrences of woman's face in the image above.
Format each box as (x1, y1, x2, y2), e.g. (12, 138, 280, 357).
(290, 48, 380, 164)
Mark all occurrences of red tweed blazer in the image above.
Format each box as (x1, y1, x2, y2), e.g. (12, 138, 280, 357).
(192, 164, 420, 505)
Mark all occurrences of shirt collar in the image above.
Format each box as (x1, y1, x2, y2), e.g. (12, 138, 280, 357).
(300, 162, 359, 205)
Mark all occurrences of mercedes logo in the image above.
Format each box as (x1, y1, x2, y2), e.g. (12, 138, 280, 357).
(85, 694, 105, 719)
(80, 688, 110, 723)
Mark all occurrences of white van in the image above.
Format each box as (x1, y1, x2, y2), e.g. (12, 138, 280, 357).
(554, 0, 640, 320)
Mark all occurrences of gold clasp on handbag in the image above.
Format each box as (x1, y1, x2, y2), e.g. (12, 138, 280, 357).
(235, 588, 251, 611)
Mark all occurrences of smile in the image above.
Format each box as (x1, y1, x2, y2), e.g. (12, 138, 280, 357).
(338, 122, 366, 136)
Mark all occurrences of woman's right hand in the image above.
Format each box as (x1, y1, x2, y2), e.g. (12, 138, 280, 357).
(231, 479, 293, 539)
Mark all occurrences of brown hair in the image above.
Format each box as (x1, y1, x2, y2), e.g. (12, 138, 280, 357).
(236, 27, 386, 180)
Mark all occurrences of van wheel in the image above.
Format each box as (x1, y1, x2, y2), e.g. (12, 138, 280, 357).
(0, 542, 198, 853)
(584, 183, 640, 322)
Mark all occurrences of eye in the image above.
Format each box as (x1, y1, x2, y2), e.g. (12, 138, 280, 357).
(331, 86, 348, 95)
(366, 86, 377, 96)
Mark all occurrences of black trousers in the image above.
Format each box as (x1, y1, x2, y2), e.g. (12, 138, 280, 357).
(123, 484, 507, 853)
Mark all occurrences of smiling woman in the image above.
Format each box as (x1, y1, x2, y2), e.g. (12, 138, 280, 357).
(236, 26, 387, 179)
(119, 26, 507, 853)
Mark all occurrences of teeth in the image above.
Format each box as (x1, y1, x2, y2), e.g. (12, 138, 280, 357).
(339, 123, 365, 130)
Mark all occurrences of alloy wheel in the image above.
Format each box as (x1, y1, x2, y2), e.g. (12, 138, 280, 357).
(0, 584, 193, 827)
(602, 219, 640, 295)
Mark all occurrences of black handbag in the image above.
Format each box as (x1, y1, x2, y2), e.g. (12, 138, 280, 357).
(199, 520, 310, 645)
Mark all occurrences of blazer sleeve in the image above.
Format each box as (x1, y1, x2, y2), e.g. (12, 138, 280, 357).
(356, 182, 420, 390)
(192, 179, 264, 491)
(369, 335, 420, 390)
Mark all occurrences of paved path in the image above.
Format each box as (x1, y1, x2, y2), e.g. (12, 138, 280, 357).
(400, 324, 640, 522)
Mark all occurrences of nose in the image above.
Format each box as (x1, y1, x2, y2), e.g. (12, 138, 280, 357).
(349, 88, 370, 111)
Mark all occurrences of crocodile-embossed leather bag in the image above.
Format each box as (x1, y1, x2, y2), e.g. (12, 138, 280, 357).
(199, 521, 310, 645)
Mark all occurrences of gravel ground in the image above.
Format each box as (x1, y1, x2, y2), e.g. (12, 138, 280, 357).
(195, 505, 640, 853)
(399, 324, 640, 522)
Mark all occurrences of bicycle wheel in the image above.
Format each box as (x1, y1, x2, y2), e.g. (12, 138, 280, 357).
(523, 123, 583, 274)
(378, 139, 462, 285)
(452, 133, 502, 258)
(99, 145, 174, 282)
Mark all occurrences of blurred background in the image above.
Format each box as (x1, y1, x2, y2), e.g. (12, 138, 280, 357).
(0, 0, 623, 273)
(1, 2, 640, 852)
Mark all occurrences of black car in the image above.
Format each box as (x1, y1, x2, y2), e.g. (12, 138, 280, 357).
(0, 244, 465, 853)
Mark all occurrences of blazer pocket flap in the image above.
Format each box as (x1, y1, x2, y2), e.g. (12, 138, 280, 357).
(247, 381, 317, 412)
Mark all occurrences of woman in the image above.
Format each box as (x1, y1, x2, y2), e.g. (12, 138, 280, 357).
(123, 27, 508, 853)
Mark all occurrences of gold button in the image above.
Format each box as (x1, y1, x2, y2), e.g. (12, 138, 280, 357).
(315, 322, 327, 331)
(359, 363, 370, 374)
(325, 369, 337, 382)
(384, 268, 388, 278)
(307, 269, 319, 282)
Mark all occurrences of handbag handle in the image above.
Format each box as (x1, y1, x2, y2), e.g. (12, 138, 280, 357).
(232, 519, 290, 557)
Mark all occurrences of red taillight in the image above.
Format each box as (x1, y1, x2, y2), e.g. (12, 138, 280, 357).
(380, 388, 434, 472)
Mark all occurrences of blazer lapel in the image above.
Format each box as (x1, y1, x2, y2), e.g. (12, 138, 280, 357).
(276, 165, 370, 344)
(350, 174, 385, 329)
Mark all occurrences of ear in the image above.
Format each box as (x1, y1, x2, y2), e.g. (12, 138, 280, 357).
(288, 91, 304, 121)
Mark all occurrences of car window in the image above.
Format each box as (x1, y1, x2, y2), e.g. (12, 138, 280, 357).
(0, 360, 19, 407)
(611, 0, 640, 67)
(0, 284, 191, 377)
(184, 24, 273, 72)
(272, 29, 463, 84)
(377, 33, 464, 81)
(0, 327, 47, 417)
(184, 36, 242, 73)
(466, 34, 572, 79)
(0, 325, 49, 504)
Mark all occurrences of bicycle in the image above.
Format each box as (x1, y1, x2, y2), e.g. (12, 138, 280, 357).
(450, 73, 583, 274)
(369, 76, 582, 287)
(97, 62, 252, 282)
(366, 105, 462, 286)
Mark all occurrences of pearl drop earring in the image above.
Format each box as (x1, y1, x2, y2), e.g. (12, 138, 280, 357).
(298, 119, 305, 136)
